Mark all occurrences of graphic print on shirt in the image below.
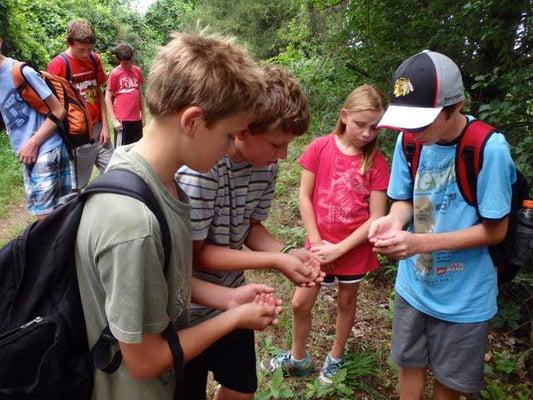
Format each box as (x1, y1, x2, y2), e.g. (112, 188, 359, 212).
(317, 156, 368, 227)
(70, 71, 98, 105)
(117, 76, 140, 95)
(1, 89, 28, 131)
(413, 196, 434, 274)
(413, 158, 457, 277)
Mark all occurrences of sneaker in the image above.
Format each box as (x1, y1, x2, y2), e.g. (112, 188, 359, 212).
(318, 354, 344, 385)
(260, 350, 315, 377)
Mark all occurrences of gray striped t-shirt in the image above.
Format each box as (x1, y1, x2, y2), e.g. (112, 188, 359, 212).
(176, 156, 278, 323)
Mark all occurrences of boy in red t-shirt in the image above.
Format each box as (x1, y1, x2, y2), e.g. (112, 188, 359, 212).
(105, 43, 144, 147)
(48, 19, 114, 190)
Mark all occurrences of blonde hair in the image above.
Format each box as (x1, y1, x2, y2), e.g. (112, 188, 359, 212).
(334, 84, 387, 173)
(249, 65, 310, 136)
(146, 31, 264, 126)
(66, 19, 96, 44)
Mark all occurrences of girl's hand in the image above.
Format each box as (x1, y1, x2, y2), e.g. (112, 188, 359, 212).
(227, 284, 281, 310)
(310, 240, 344, 264)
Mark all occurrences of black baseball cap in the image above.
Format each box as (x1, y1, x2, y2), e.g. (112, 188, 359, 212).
(378, 50, 464, 130)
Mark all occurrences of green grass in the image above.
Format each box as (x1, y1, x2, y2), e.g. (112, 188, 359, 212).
(0, 133, 23, 219)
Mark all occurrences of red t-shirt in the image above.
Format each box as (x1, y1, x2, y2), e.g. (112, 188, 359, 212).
(47, 52, 106, 124)
(298, 133, 390, 275)
(107, 65, 144, 121)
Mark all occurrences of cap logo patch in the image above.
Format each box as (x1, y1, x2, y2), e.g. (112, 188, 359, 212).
(393, 77, 414, 97)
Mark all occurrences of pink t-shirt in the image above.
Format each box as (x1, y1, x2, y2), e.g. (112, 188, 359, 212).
(298, 133, 390, 275)
(107, 65, 144, 121)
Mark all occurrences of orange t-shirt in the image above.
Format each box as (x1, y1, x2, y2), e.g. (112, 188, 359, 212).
(48, 52, 106, 125)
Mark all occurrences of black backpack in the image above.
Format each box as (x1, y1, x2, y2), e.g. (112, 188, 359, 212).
(0, 169, 184, 400)
(402, 119, 530, 284)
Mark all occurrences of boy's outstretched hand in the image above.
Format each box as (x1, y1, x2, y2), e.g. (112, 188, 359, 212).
(368, 215, 403, 243)
(369, 215, 421, 259)
(227, 284, 282, 311)
(230, 301, 280, 331)
(275, 253, 324, 287)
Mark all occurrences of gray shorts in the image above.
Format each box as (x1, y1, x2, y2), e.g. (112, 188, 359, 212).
(391, 294, 489, 393)
(72, 122, 114, 190)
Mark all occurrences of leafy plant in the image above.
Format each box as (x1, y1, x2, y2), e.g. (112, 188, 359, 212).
(493, 351, 517, 375)
(304, 369, 353, 399)
(491, 299, 521, 330)
(256, 368, 295, 400)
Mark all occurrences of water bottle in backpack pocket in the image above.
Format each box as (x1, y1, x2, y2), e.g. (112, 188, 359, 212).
(509, 200, 533, 269)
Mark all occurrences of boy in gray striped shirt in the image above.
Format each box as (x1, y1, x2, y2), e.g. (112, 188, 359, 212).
(176, 65, 321, 400)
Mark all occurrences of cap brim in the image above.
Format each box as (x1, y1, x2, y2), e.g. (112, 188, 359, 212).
(377, 105, 442, 130)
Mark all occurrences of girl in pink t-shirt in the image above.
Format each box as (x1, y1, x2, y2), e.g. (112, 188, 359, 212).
(261, 84, 389, 384)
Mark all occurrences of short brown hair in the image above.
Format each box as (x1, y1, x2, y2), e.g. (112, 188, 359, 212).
(146, 31, 264, 126)
(249, 65, 310, 136)
(114, 43, 134, 61)
(66, 19, 96, 45)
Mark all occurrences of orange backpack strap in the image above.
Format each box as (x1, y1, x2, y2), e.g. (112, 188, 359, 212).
(455, 120, 496, 207)
(401, 131, 422, 184)
(11, 62, 50, 115)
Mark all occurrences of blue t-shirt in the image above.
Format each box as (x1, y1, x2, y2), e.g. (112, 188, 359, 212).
(0, 57, 63, 155)
(388, 117, 516, 323)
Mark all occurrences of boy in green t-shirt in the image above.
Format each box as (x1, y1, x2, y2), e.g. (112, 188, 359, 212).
(75, 31, 283, 400)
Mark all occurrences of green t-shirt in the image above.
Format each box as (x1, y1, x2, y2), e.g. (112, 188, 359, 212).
(75, 146, 191, 399)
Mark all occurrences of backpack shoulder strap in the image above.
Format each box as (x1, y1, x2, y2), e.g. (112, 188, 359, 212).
(456, 119, 496, 207)
(82, 168, 173, 375)
(401, 131, 422, 183)
(11, 62, 51, 115)
(59, 52, 72, 82)
(81, 168, 171, 272)
(88, 52, 98, 73)
(11, 61, 26, 89)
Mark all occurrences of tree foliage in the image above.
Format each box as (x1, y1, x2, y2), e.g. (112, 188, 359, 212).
(1, 0, 530, 176)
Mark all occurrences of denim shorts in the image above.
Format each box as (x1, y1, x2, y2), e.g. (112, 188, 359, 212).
(22, 144, 72, 215)
(391, 294, 489, 393)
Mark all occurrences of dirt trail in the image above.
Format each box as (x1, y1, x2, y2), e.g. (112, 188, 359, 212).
(0, 199, 34, 246)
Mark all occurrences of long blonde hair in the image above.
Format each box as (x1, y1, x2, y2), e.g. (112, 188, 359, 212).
(334, 84, 387, 173)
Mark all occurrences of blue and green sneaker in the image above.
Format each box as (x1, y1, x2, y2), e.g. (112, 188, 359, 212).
(318, 354, 344, 385)
(260, 351, 315, 377)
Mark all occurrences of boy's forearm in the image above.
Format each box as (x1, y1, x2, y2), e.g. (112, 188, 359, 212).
(389, 200, 413, 226)
(245, 221, 283, 252)
(191, 276, 233, 310)
(104, 90, 117, 121)
(178, 310, 239, 362)
(120, 311, 240, 378)
(30, 117, 61, 147)
(416, 217, 509, 253)
(196, 242, 281, 272)
(98, 89, 109, 128)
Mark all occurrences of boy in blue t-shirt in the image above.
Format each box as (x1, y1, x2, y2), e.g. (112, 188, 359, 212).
(0, 37, 71, 219)
(369, 50, 516, 399)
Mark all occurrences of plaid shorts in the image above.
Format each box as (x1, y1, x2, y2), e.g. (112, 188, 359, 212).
(23, 144, 72, 215)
